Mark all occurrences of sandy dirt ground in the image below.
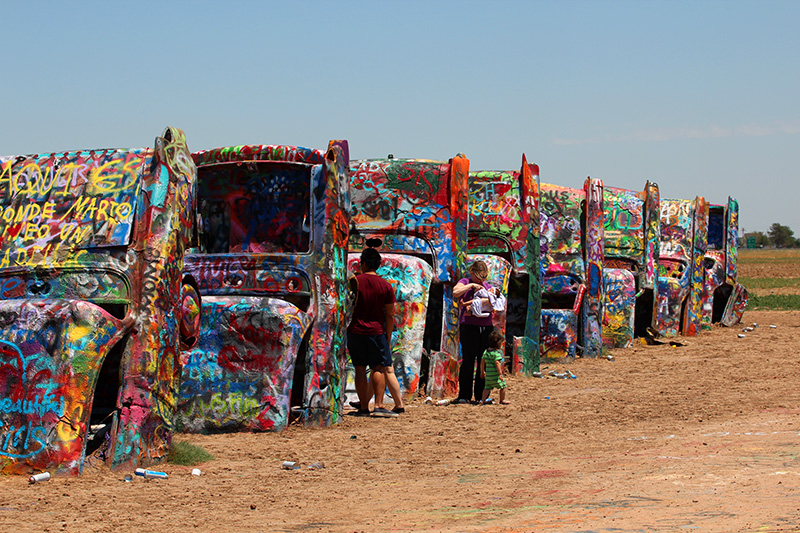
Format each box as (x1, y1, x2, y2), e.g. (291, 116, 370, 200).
(2, 253, 800, 532)
(3, 309, 798, 533)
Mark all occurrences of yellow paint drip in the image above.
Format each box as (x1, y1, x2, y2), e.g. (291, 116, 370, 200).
(68, 325, 91, 343)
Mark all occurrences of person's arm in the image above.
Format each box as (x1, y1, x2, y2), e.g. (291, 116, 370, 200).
(384, 302, 395, 345)
(453, 279, 482, 299)
(480, 358, 486, 378)
(495, 359, 504, 377)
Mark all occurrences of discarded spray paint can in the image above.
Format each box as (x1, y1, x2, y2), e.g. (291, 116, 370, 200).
(435, 399, 451, 406)
(281, 461, 299, 470)
(191, 469, 202, 476)
(770, 325, 777, 329)
(737, 334, 746, 338)
(532, 372, 544, 378)
(307, 462, 325, 470)
(29, 472, 50, 484)
(135, 468, 168, 479)
(424, 396, 433, 405)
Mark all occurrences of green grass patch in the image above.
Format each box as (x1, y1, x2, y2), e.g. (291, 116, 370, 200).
(739, 277, 800, 289)
(747, 293, 800, 310)
(167, 440, 214, 466)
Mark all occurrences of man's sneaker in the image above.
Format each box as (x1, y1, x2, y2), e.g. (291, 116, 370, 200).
(348, 409, 371, 417)
(349, 400, 362, 410)
(372, 407, 399, 418)
(391, 406, 405, 414)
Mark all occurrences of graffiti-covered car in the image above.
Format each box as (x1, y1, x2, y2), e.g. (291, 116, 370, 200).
(539, 178, 604, 360)
(703, 197, 747, 327)
(602, 183, 660, 348)
(0, 127, 197, 475)
(657, 197, 708, 337)
(348, 156, 469, 398)
(467, 156, 541, 374)
(177, 141, 350, 432)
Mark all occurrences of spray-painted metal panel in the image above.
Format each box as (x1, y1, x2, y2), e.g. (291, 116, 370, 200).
(582, 178, 605, 356)
(702, 198, 747, 328)
(657, 198, 693, 336)
(180, 141, 351, 430)
(539, 183, 584, 360)
(725, 197, 739, 285)
(603, 269, 636, 348)
(177, 297, 311, 432)
(539, 179, 603, 360)
(345, 254, 433, 398)
(467, 155, 541, 373)
(602, 183, 660, 346)
(684, 198, 708, 336)
(348, 157, 468, 398)
(0, 128, 197, 475)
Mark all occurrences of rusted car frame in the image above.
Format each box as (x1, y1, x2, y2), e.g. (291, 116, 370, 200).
(539, 178, 604, 360)
(0, 127, 197, 475)
(602, 183, 660, 348)
(467, 156, 541, 374)
(703, 197, 747, 327)
(348, 156, 469, 399)
(177, 141, 351, 432)
(656, 197, 708, 337)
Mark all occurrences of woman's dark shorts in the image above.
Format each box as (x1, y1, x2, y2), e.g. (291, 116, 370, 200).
(347, 333, 392, 369)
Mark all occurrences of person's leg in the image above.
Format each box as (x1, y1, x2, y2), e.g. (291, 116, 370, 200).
(382, 365, 404, 409)
(473, 326, 492, 401)
(371, 368, 387, 409)
(350, 369, 375, 410)
(347, 333, 372, 414)
(354, 366, 370, 409)
(481, 389, 490, 404)
(458, 325, 479, 401)
(499, 387, 509, 404)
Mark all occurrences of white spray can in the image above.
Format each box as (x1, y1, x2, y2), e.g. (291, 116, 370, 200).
(29, 472, 51, 484)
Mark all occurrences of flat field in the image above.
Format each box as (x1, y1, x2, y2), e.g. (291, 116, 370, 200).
(2, 251, 799, 532)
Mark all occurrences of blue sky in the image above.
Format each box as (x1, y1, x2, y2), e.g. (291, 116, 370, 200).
(2, 1, 797, 234)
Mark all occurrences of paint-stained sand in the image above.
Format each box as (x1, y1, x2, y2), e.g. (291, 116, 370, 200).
(2, 308, 798, 532)
(2, 252, 799, 532)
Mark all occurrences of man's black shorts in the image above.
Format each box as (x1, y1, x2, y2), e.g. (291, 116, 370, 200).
(347, 333, 392, 369)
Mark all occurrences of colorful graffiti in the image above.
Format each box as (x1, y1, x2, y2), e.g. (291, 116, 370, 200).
(582, 178, 605, 356)
(539, 178, 604, 359)
(179, 141, 351, 432)
(177, 297, 310, 432)
(703, 198, 747, 328)
(539, 183, 584, 360)
(0, 127, 197, 475)
(345, 254, 433, 399)
(348, 156, 469, 398)
(657, 198, 709, 337)
(602, 183, 660, 347)
(467, 156, 541, 373)
(603, 269, 636, 348)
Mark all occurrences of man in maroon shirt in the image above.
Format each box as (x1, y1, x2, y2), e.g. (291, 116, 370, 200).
(347, 247, 405, 417)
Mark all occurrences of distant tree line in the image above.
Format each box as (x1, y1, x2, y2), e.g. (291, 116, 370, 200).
(745, 223, 800, 248)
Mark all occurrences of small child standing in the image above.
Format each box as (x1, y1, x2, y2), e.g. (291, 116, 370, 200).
(480, 330, 510, 405)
